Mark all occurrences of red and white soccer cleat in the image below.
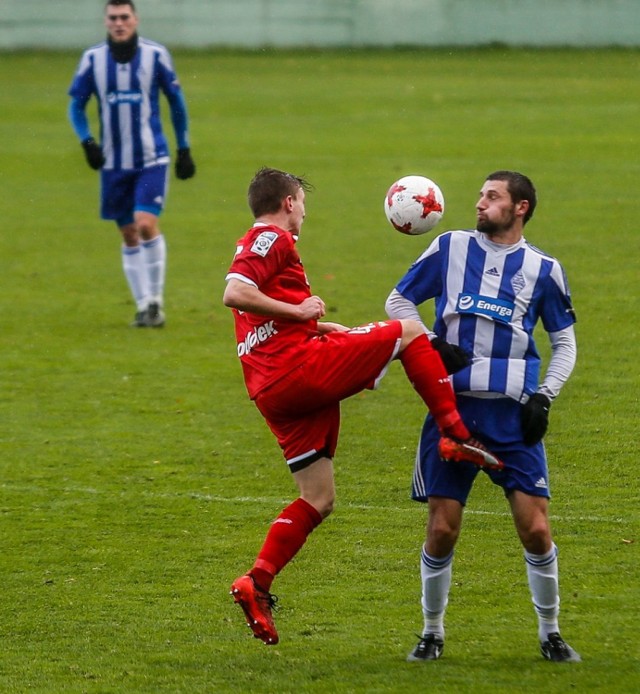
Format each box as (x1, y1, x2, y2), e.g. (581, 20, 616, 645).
(230, 574, 279, 645)
(438, 436, 504, 471)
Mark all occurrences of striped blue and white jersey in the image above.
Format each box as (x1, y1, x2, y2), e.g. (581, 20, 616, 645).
(395, 230, 576, 403)
(68, 38, 188, 171)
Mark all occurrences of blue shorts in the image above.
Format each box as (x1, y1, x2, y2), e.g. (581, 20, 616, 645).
(411, 395, 550, 504)
(100, 165, 169, 225)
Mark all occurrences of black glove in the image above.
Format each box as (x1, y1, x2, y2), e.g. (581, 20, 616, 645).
(431, 337, 471, 375)
(81, 137, 105, 170)
(175, 148, 196, 179)
(521, 393, 551, 446)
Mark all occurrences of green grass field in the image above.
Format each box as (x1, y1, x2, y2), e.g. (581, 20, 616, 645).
(1, 48, 639, 692)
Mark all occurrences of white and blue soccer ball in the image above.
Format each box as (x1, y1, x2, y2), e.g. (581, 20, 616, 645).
(384, 175, 445, 235)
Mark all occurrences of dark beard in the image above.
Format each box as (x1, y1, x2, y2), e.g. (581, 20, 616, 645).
(477, 207, 517, 237)
(477, 218, 500, 235)
(108, 33, 138, 63)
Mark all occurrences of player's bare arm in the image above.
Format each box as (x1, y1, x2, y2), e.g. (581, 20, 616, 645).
(223, 278, 326, 321)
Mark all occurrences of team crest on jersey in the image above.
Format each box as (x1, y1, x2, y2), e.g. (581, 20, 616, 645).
(511, 269, 526, 294)
(251, 231, 278, 257)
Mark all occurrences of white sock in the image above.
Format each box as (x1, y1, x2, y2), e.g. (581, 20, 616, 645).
(420, 546, 453, 639)
(525, 543, 560, 641)
(122, 245, 150, 311)
(142, 234, 166, 305)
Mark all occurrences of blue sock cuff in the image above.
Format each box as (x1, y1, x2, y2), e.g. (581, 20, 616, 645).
(142, 235, 163, 249)
(525, 543, 558, 567)
(421, 547, 454, 570)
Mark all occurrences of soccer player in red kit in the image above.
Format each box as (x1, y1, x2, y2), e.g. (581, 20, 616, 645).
(224, 167, 502, 645)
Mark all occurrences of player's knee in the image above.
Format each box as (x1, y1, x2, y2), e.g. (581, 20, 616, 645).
(520, 522, 552, 555)
(303, 491, 335, 519)
(133, 212, 159, 241)
(320, 501, 334, 519)
(400, 319, 421, 338)
(137, 221, 157, 240)
(428, 516, 460, 552)
(317, 492, 335, 519)
(398, 319, 425, 349)
(120, 225, 139, 245)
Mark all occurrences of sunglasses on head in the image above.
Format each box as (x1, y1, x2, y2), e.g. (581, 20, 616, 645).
(108, 14, 132, 21)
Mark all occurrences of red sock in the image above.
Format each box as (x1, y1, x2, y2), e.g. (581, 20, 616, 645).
(250, 497, 323, 591)
(399, 334, 470, 440)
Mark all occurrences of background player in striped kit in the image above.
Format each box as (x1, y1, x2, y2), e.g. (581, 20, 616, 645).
(68, 0, 196, 327)
(386, 171, 581, 663)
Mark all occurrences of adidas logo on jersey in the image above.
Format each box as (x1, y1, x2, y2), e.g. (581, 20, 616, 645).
(485, 267, 500, 276)
(535, 477, 548, 489)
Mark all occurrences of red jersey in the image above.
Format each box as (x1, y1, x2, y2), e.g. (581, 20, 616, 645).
(225, 223, 317, 399)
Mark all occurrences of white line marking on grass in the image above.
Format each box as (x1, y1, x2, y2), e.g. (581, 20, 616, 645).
(187, 493, 625, 525)
(1, 484, 626, 525)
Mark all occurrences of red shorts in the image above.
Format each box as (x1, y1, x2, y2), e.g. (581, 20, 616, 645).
(254, 320, 403, 472)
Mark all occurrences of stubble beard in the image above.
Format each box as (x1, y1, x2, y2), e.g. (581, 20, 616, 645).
(477, 218, 499, 235)
(477, 208, 517, 237)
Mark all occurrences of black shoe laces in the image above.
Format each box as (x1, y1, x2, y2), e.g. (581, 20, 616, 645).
(547, 633, 569, 654)
(415, 633, 442, 647)
(255, 587, 279, 611)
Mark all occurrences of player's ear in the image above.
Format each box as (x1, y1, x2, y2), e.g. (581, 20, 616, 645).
(283, 195, 294, 213)
(516, 199, 529, 219)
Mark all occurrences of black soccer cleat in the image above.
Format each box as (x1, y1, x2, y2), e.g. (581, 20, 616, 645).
(540, 632, 581, 662)
(131, 309, 149, 328)
(145, 302, 165, 328)
(407, 633, 444, 662)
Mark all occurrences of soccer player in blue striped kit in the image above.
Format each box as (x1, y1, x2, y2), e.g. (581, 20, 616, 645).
(386, 171, 581, 663)
(68, 0, 196, 327)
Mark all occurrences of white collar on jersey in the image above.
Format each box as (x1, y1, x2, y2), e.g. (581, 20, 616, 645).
(476, 232, 525, 253)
